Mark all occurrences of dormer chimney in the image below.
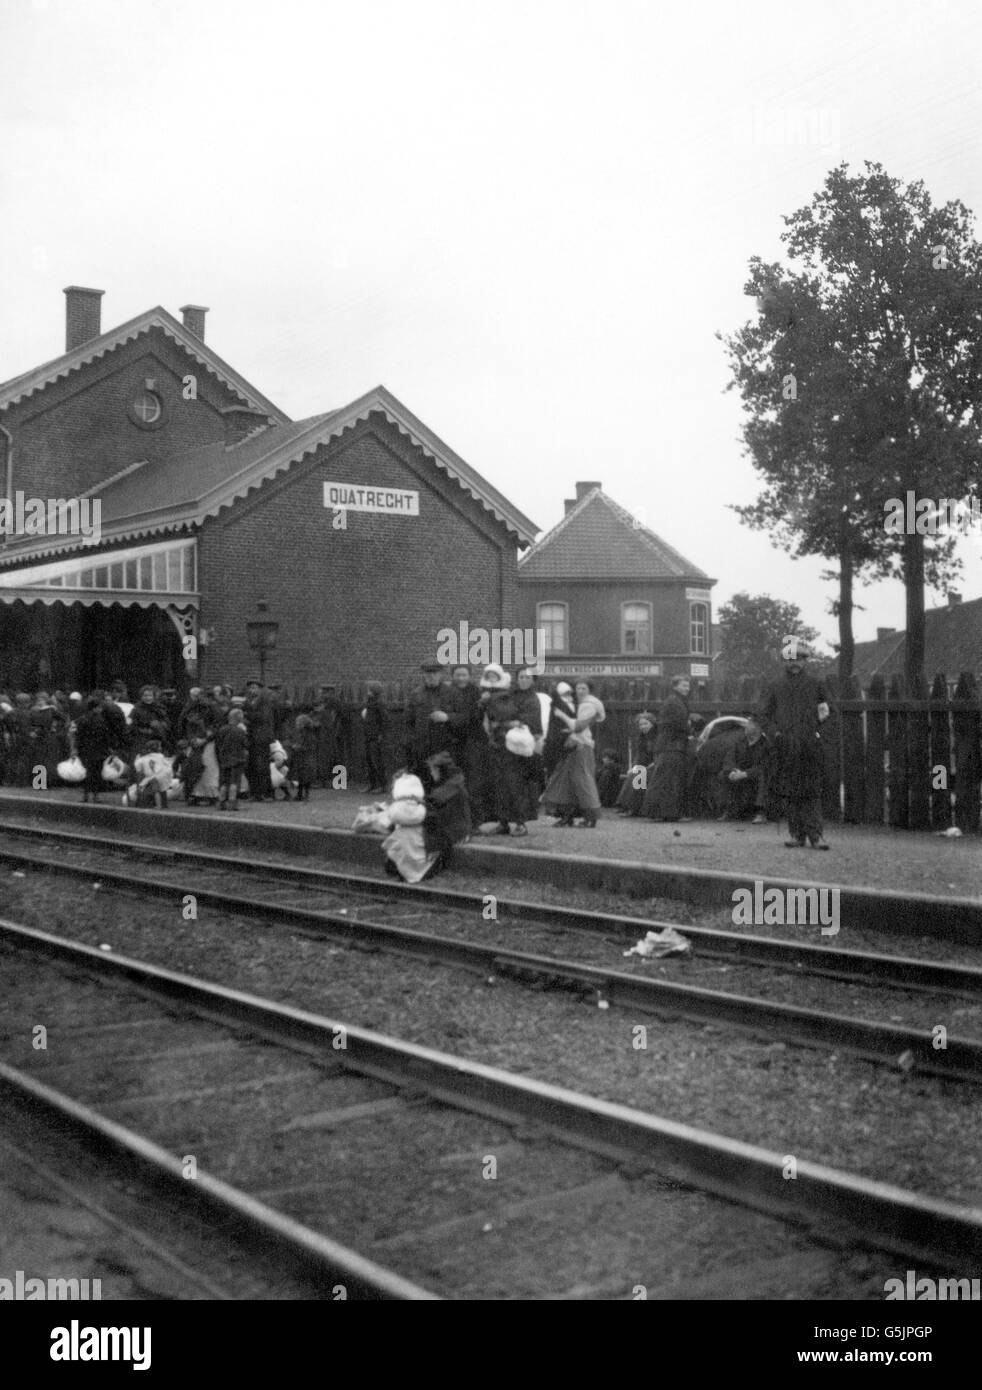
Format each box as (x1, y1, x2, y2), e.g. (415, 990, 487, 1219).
(179, 304, 209, 340)
(64, 286, 104, 351)
(575, 480, 602, 500)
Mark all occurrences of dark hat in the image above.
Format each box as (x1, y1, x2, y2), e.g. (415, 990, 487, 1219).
(420, 660, 443, 673)
(245, 676, 262, 686)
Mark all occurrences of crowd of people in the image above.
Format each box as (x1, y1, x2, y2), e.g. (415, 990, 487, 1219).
(0, 679, 351, 809)
(0, 636, 832, 853)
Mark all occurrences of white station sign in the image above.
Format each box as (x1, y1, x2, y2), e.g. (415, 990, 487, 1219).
(323, 483, 419, 515)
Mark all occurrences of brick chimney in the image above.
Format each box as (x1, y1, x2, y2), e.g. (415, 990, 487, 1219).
(63, 286, 104, 351)
(179, 304, 209, 340)
(876, 627, 896, 641)
(563, 497, 578, 514)
(575, 480, 602, 500)
(948, 591, 962, 607)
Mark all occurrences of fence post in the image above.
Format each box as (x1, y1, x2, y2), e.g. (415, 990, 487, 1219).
(864, 674, 886, 824)
(886, 675, 909, 828)
(840, 674, 865, 823)
(929, 672, 951, 831)
(821, 674, 841, 822)
(953, 672, 981, 834)
(907, 673, 930, 831)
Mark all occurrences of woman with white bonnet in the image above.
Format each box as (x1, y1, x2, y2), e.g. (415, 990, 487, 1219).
(540, 678, 605, 827)
(478, 663, 533, 836)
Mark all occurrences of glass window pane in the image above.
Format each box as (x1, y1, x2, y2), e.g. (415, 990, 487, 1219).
(110, 563, 123, 589)
(167, 548, 181, 591)
(125, 559, 138, 589)
(79, 566, 93, 588)
(139, 556, 153, 589)
(94, 565, 109, 589)
(153, 552, 167, 590)
(183, 544, 196, 591)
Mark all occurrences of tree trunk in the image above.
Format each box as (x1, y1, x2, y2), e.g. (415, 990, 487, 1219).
(903, 529, 926, 695)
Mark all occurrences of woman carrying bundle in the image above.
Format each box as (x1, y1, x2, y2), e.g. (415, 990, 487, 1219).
(540, 679, 605, 828)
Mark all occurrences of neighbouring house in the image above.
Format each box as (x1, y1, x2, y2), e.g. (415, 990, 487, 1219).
(515, 480, 716, 682)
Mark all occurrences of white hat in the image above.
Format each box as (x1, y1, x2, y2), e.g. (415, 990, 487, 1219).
(480, 663, 511, 690)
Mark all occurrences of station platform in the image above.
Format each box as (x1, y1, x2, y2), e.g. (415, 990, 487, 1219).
(0, 784, 978, 904)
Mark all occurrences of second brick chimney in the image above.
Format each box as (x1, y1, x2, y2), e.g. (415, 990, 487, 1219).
(64, 286, 104, 351)
(179, 304, 209, 340)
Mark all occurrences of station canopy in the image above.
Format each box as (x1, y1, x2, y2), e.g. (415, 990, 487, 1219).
(0, 537, 197, 608)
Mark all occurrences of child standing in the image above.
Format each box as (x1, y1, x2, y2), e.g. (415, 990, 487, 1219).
(215, 708, 249, 811)
(288, 714, 318, 801)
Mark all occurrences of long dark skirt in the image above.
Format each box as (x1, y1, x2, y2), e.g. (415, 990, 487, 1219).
(616, 763, 652, 815)
(541, 744, 601, 813)
(488, 745, 529, 824)
(641, 748, 687, 820)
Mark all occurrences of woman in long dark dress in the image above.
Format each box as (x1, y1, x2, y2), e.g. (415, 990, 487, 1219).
(615, 711, 657, 815)
(478, 664, 531, 837)
(642, 677, 692, 821)
(512, 668, 544, 822)
(74, 698, 112, 804)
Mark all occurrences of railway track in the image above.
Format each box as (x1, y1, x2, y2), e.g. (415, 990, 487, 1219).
(1, 818, 977, 996)
(2, 915, 980, 1298)
(1, 824, 980, 1083)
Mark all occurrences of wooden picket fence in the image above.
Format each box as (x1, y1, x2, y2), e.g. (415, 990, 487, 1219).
(283, 672, 982, 833)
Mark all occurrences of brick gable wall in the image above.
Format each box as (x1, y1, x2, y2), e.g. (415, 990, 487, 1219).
(198, 415, 520, 688)
(3, 327, 244, 500)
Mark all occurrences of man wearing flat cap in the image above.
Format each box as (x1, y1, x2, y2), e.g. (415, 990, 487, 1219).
(759, 636, 832, 849)
(402, 660, 453, 772)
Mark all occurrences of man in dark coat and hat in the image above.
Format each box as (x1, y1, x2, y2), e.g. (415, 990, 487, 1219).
(402, 661, 453, 772)
(244, 678, 275, 801)
(759, 637, 831, 849)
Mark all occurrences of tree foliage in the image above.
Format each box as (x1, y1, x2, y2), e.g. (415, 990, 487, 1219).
(720, 161, 982, 690)
(717, 593, 820, 680)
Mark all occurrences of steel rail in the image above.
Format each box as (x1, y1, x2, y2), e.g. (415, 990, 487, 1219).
(0, 1061, 437, 1300)
(1, 916, 980, 1268)
(0, 844, 980, 1082)
(1, 819, 979, 999)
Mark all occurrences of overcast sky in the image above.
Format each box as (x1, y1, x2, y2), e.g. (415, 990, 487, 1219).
(3, 0, 982, 651)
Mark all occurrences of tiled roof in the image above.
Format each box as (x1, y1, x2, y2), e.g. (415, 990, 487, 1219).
(518, 487, 713, 582)
(852, 598, 982, 686)
(0, 307, 288, 422)
(0, 387, 539, 566)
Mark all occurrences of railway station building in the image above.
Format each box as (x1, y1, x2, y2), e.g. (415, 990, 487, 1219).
(0, 288, 538, 693)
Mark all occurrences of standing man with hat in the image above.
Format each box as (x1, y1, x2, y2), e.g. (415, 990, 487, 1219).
(402, 661, 453, 773)
(759, 636, 832, 849)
